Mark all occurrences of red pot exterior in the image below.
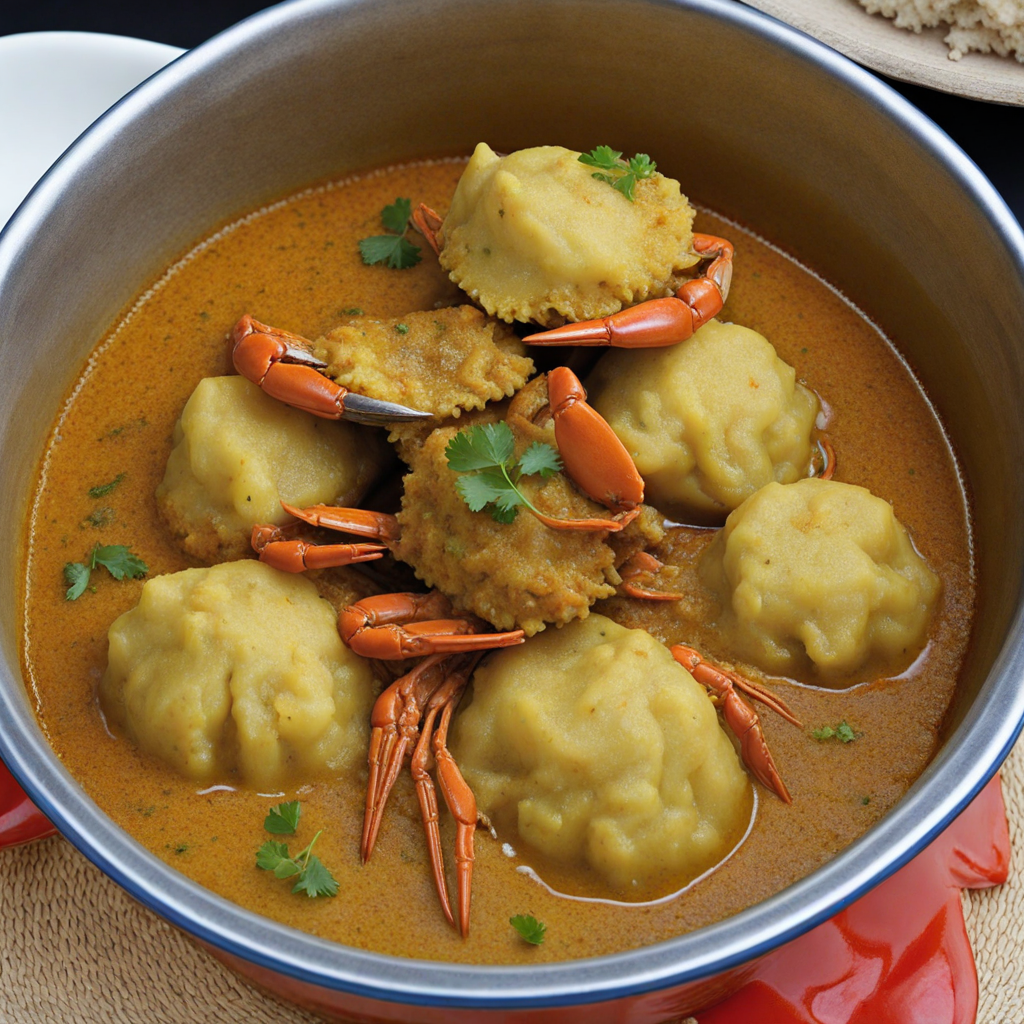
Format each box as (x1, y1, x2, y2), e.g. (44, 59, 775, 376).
(0, 758, 55, 848)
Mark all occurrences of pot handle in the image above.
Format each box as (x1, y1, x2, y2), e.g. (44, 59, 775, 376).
(0, 756, 57, 848)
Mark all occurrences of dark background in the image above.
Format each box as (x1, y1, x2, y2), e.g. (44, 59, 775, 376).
(1, 0, 1021, 222)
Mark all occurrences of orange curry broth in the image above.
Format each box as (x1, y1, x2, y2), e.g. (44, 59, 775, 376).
(21, 158, 972, 965)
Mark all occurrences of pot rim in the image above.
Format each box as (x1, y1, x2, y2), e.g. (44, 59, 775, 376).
(2, 0, 1024, 1009)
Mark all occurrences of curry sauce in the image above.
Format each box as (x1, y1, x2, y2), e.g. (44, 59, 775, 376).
(20, 158, 973, 965)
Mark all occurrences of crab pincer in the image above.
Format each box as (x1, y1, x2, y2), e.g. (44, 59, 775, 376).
(232, 314, 432, 425)
(524, 234, 734, 349)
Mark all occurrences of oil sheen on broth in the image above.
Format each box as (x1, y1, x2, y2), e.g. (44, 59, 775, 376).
(20, 158, 973, 965)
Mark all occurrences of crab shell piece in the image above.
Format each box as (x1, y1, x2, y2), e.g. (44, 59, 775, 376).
(437, 143, 700, 326)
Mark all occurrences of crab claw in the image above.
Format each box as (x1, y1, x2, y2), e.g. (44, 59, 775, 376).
(524, 234, 733, 349)
(232, 314, 432, 424)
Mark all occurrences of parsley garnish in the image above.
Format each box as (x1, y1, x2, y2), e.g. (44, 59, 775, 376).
(510, 914, 546, 945)
(88, 472, 126, 498)
(578, 147, 657, 202)
(255, 801, 338, 898)
(64, 544, 148, 600)
(445, 422, 562, 524)
(358, 197, 422, 269)
(264, 801, 301, 835)
(811, 721, 858, 743)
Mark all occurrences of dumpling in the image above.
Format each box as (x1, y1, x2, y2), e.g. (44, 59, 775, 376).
(451, 615, 751, 893)
(438, 143, 700, 326)
(587, 319, 820, 522)
(100, 559, 375, 786)
(700, 478, 941, 680)
(157, 375, 384, 562)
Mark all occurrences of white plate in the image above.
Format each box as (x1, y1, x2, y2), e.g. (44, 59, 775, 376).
(744, 0, 1024, 105)
(0, 32, 185, 229)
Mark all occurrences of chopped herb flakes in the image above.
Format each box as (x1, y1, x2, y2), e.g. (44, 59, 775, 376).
(811, 721, 858, 743)
(88, 472, 126, 498)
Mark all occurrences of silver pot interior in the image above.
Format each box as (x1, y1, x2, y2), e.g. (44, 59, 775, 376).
(2, 0, 1024, 1008)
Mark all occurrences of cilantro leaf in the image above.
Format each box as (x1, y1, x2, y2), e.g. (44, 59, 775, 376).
(455, 470, 509, 512)
(445, 422, 515, 472)
(578, 146, 623, 171)
(88, 472, 126, 498)
(359, 197, 423, 269)
(358, 235, 422, 270)
(380, 197, 413, 234)
(64, 562, 90, 601)
(510, 914, 546, 945)
(91, 545, 148, 581)
(264, 801, 301, 835)
(256, 840, 291, 872)
(446, 423, 570, 527)
(256, 813, 338, 899)
(519, 441, 562, 478)
(292, 855, 339, 898)
(578, 147, 658, 202)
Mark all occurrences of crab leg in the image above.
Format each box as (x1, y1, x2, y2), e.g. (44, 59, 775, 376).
(362, 654, 451, 863)
(524, 234, 734, 349)
(232, 314, 431, 425)
(250, 523, 386, 571)
(412, 203, 444, 256)
(280, 503, 403, 542)
(617, 551, 682, 601)
(547, 367, 645, 514)
(433, 688, 477, 937)
(409, 654, 482, 934)
(340, 592, 525, 659)
(670, 644, 800, 804)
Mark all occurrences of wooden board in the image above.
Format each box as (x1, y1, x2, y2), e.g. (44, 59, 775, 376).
(743, 0, 1024, 105)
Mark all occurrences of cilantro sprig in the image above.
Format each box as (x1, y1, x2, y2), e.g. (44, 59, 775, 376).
(445, 422, 562, 524)
(578, 146, 657, 202)
(510, 914, 546, 945)
(256, 801, 339, 899)
(64, 544, 148, 600)
(88, 472, 126, 499)
(811, 721, 859, 743)
(358, 197, 422, 270)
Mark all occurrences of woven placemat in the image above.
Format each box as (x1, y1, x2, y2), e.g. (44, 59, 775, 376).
(2, 741, 1021, 1023)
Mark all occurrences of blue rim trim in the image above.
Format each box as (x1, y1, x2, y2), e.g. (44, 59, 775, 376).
(2, 0, 1024, 1010)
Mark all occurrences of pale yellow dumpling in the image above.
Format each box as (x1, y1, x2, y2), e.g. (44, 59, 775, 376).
(701, 479, 941, 680)
(451, 615, 751, 892)
(588, 319, 819, 521)
(100, 560, 375, 786)
(157, 375, 384, 562)
(439, 143, 699, 326)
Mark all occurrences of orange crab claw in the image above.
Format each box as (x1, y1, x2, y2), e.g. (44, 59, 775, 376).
(232, 314, 431, 425)
(547, 366, 645, 514)
(412, 203, 444, 256)
(250, 523, 387, 571)
(670, 644, 800, 804)
(617, 551, 682, 601)
(339, 592, 525, 660)
(279, 503, 403, 543)
(524, 233, 733, 349)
